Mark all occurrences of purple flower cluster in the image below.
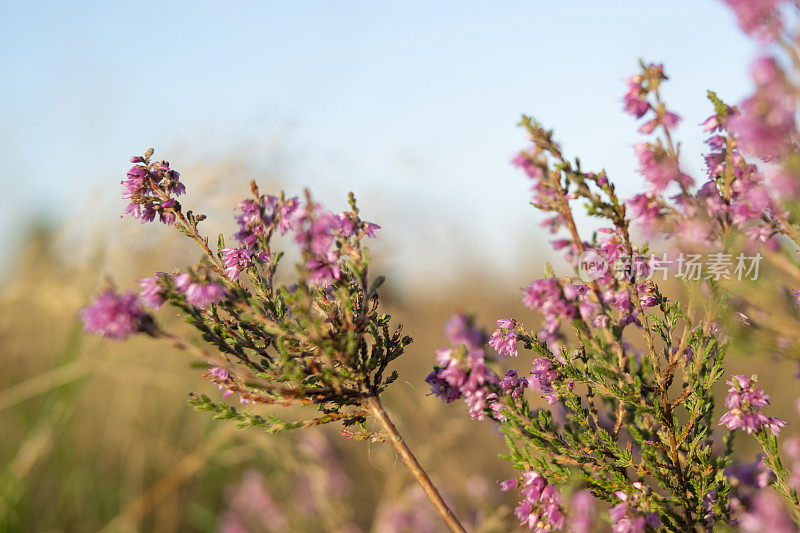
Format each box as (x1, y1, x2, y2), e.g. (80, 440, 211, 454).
(635, 142, 693, 193)
(623, 64, 694, 195)
(621, 56, 794, 252)
(426, 314, 501, 420)
(722, 0, 788, 42)
(623, 72, 650, 118)
(289, 202, 379, 287)
(488, 319, 518, 357)
(444, 313, 485, 351)
(175, 273, 227, 307)
(530, 358, 559, 405)
(693, 101, 780, 246)
(80, 288, 146, 340)
(500, 369, 528, 398)
(501, 471, 565, 532)
(294, 205, 341, 287)
(512, 147, 562, 214)
(627, 192, 662, 236)
(139, 273, 168, 310)
(220, 247, 269, 281)
(122, 154, 185, 224)
(521, 279, 603, 342)
(489, 369, 530, 421)
(426, 346, 499, 420)
(608, 483, 660, 533)
(718, 375, 786, 435)
(234, 195, 295, 249)
(730, 57, 796, 161)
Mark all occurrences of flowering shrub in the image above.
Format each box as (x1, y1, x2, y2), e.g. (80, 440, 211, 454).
(82, 150, 464, 530)
(425, 1, 800, 530)
(81, 1, 800, 531)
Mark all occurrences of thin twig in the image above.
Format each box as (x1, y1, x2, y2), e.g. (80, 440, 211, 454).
(362, 395, 467, 533)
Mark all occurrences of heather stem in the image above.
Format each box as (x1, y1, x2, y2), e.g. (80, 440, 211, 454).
(173, 209, 226, 275)
(363, 395, 467, 533)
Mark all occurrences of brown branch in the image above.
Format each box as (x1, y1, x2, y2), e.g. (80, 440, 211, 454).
(362, 396, 467, 533)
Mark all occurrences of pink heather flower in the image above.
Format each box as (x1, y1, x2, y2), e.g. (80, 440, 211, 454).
(234, 196, 278, 248)
(425, 370, 460, 403)
(623, 74, 650, 118)
(701, 115, 721, 133)
(522, 279, 561, 309)
(698, 181, 727, 216)
(334, 213, 379, 239)
(512, 471, 565, 531)
(731, 57, 796, 161)
(444, 313, 485, 351)
(293, 205, 338, 255)
(562, 284, 588, 301)
(174, 273, 227, 307)
(210, 366, 234, 398)
(138, 273, 167, 310)
(726, 456, 775, 491)
(637, 282, 658, 309)
(500, 478, 519, 492)
(628, 193, 661, 235)
(363, 221, 380, 238)
(277, 196, 299, 235)
(427, 349, 465, 403)
(635, 143, 693, 191)
(488, 319, 518, 357)
(486, 392, 507, 421)
(221, 247, 258, 281)
(718, 374, 786, 435)
(512, 150, 545, 179)
(611, 290, 631, 312)
(732, 94, 795, 161)
(428, 325, 500, 419)
(530, 358, 557, 397)
(80, 289, 146, 340)
(521, 279, 577, 341)
(210, 366, 229, 380)
(305, 250, 342, 287)
(638, 111, 680, 135)
(334, 213, 356, 237)
(608, 483, 660, 533)
(722, 0, 787, 42)
(122, 157, 185, 225)
(464, 388, 492, 420)
(500, 369, 528, 398)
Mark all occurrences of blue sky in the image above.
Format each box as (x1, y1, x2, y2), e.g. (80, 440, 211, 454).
(0, 1, 759, 285)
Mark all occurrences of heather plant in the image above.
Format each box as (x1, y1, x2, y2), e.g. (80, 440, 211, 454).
(80, 152, 466, 531)
(424, 2, 800, 531)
